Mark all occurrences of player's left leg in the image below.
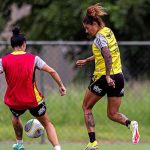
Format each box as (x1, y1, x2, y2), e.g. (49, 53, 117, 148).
(106, 73, 128, 125)
(12, 116, 25, 150)
(10, 108, 26, 150)
(107, 97, 140, 144)
(130, 120, 140, 144)
(107, 97, 129, 125)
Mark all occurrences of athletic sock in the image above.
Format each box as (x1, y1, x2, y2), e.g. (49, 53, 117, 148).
(125, 120, 131, 128)
(17, 139, 23, 145)
(88, 132, 96, 143)
(54, 145, 61, 150)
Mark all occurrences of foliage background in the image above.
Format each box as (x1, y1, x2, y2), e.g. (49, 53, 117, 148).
(0, 0, 150, 145)
(1, 0, 150, 78)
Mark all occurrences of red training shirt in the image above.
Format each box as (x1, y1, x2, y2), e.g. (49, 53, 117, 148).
(2, 52, 44, 110)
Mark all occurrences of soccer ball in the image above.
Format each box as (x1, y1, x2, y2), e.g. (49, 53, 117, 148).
(24, 119, 44, 138)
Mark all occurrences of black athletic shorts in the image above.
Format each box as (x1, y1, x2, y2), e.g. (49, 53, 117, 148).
(10, 102, 46, 117)
(88, 73, 124, 97)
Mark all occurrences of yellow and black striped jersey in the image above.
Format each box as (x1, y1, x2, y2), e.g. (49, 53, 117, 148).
(92, 27, 122, 81)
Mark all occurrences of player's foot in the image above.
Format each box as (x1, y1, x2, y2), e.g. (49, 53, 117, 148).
(130, 121, 140, 144)
(83, 140, 98, 150)
(12, 143, 25, 150)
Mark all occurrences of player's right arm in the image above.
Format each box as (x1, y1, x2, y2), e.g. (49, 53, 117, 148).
(76, 55, 95, 66)
(35, 56, 66, 96)
(41, 64, 66, 96)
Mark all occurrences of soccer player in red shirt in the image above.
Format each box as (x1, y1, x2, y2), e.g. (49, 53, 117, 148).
(0, 27, 66, 150)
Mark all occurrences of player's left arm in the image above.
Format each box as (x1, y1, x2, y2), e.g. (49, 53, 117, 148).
(101, 47, 115, 88)
(101, 47, 112, 77)
(94, 34, 115, 88)
(95, 34, 112, 76)
(0, 59, 4, 74)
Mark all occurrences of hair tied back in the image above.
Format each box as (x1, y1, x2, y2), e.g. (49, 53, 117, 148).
(12, 27, 20, 36)
(87, 3, 107, 17)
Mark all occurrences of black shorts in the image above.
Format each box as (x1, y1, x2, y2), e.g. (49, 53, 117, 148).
(88, 73, 124, 97)
(10, 102, 46, 117)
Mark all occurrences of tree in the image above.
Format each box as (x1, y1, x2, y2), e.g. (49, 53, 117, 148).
(1, 0, 150, 79)
(105, 0, 150, 79)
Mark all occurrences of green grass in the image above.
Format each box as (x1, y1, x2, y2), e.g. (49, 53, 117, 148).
(0, 143, 150, 150)
(0, 81, 150, 142)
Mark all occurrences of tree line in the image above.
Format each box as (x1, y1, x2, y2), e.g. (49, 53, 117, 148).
(0, 0, 150, 79)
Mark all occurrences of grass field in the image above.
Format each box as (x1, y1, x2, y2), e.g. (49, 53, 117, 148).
(0, 142, 150, 150)
(0, 81, 150, 143)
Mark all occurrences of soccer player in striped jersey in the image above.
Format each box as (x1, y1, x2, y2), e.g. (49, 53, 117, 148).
(0, 27, 66, 150)
(76, 3, 140, 150)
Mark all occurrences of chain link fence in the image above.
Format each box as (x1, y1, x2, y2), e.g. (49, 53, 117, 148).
(0, 41, 150, 143)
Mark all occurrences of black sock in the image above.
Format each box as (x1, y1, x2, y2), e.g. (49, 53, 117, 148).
(125, 120, 131, 128)
(88, 132, 96, 143)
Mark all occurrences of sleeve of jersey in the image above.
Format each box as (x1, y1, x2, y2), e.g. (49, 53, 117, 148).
(34, 56, 46, 70)
(0, 59, 4, 73)
(94, 34, 108, 50)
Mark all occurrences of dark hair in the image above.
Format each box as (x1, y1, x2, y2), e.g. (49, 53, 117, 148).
(11, 27, 26, 48)
(83, 3, 107, 27)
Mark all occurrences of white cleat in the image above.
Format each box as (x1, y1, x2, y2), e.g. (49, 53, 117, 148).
(130, 121, 140, 144)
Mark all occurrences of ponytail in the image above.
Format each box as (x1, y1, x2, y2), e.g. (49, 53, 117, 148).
(83, 3, 107, 27)
(11, 27, 26, 48)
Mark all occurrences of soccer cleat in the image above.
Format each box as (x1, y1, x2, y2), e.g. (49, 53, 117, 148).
(84, 141, 98, 150)
(12, 143, 25, 150)
(130, 121, 140, 144)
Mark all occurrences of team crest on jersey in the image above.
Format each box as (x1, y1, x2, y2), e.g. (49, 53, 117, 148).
(106, 31, 113, 39)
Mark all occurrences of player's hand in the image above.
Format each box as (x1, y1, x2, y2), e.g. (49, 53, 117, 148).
(59, 85, 66, 96)
(76, 59, 87, 66)
(106, 76, 115, 88)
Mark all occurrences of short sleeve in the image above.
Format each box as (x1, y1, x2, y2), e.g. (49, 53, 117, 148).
(34, 56, 46, 70)
(94, 34, 108, 50)
(0, 59, 4, 73)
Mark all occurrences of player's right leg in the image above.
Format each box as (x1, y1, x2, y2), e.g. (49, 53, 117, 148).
(37, 113, 61, 150)
(29, 102, 61, 150)
(82, 89, 103, 150)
